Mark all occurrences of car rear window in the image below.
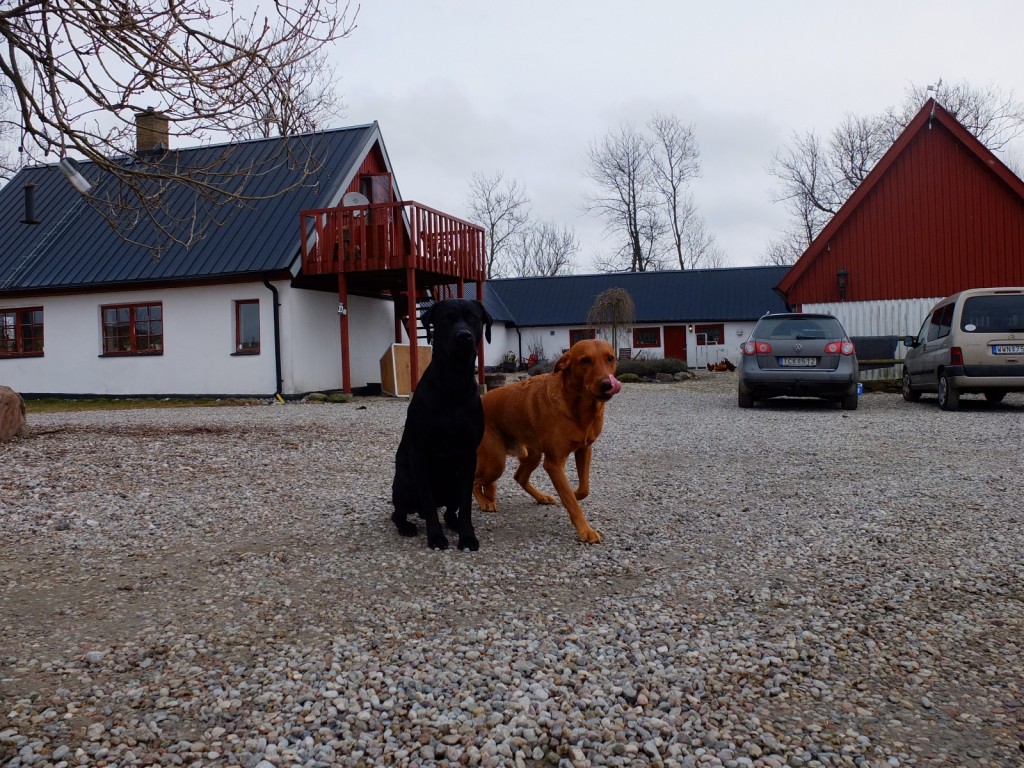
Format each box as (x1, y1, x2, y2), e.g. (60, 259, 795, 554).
(755, 317, 845, 340)
(960, 295, 1024, 333)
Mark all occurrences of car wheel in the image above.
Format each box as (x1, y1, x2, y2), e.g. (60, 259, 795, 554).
(937, 372, 960, 411)
(738, 387, 754, 408)
(902, 369, 921, 402)
(840, 392, 858, 411)
(984, 390, 1006, 403)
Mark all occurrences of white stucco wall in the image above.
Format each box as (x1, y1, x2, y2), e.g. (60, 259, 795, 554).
(1, 282, 423, 396)
(281, 290, 407, 392)
(506, 322, 754, 368)
(2, 283, 281, 396)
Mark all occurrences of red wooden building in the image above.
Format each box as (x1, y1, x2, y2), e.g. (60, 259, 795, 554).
(299, 142, 485, 393)
(776, 98, 1024, 308)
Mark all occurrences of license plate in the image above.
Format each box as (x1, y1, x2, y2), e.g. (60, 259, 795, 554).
(779, 357, 817, 367)
(993, 344, 1024, 355)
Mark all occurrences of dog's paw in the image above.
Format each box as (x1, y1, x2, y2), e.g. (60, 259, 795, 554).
(427, 533, 450, 550)
(577, 526, 603, 544)
(535, 492, 558, 505)
(458, 532, 480, 552)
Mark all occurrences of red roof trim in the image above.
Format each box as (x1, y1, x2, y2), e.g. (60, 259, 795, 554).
(776, 98, 1024, 297)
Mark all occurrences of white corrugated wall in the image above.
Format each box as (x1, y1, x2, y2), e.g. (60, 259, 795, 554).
(803, 298, 943, 380)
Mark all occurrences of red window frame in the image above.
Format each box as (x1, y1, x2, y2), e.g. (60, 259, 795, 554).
(694, 323, 725, 345)
(569, 328, 596, 346)
(235, 299, 261, 354)
(632, 327, 661, 348)
(101, 302, 163, 356)
(0, 306, 44, 358)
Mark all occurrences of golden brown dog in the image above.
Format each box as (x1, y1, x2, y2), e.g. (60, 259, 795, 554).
(473, 339, 622, 543)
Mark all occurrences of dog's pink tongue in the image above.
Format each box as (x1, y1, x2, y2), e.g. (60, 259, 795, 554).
(607, 374, 622, 396)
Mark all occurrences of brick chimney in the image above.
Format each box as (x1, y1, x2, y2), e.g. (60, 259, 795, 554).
(135, 108, 170, 153)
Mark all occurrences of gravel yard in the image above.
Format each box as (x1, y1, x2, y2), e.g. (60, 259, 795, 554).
(2, 372, 1023, 768)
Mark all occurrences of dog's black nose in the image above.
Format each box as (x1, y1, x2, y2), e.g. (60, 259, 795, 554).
(455, 329, 474, 343)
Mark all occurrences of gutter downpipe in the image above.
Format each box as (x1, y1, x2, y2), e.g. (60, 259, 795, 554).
(263, 277, 284, 400)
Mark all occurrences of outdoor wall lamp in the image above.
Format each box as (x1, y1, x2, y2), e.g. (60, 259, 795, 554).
(837, 268, 849, 300)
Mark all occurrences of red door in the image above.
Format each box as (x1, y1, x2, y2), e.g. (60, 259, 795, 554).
(664, 325, 687, 363)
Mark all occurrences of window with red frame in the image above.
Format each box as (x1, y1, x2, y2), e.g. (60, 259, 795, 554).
(632, 327, 661, 348)
(694, 323, 724, 345)
(0, 307, 44, 357)
(569, 328, 596, 346)
(101, 302, 163, 355)
(235, 299, 261, 354)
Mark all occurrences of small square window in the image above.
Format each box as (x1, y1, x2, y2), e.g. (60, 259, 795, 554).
(101, 302, 163, 355)
(694, 323, 725, 345)
(0, 306, 44, 357)
(569, 328, 596, 346)
(633, 327, 661, 348)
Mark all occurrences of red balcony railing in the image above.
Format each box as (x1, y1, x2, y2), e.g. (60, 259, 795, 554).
(300, 201, 486, 281)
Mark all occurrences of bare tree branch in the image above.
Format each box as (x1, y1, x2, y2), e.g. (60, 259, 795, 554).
(0, 0, 358, 247)
(507, 220, 579, 277)
(766, 79, 1024, 264)
(587, 115, 724, 272)
(584, 122, 663, 272)
(465, 171, 531, 279)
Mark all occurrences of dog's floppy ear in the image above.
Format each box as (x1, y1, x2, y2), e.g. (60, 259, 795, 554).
(419, 304, 434, 345)
(553, 350, 573, 373)
(474, 300, 493, 344)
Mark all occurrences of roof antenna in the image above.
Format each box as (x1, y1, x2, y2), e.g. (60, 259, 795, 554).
(926, 80, 941, 128)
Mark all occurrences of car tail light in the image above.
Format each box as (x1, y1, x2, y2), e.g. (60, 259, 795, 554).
(743, 340, 771, 355)
(951, 346, 964, 365)
(824, 340, 856, 356)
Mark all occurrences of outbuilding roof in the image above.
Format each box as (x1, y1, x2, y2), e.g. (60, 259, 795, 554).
(475, 266, 789, 326)
(0, 124, 382, 294)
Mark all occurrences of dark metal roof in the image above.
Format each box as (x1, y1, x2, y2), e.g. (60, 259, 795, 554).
(0, 124, 380, 294)
(472, 267, 790, 326)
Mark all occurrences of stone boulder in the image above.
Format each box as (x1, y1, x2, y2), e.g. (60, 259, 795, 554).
(0, 385, 29, 441)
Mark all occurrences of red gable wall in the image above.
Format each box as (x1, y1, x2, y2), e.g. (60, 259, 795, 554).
(778, 101, 1024, 306)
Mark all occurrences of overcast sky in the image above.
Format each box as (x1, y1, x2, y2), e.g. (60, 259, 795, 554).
(333, 1, 1024, 272)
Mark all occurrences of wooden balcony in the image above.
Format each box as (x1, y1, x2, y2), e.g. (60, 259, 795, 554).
(300, 200, 486, 286)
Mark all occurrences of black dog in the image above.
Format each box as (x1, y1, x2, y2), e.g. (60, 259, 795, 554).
(391, 299, 492, 550)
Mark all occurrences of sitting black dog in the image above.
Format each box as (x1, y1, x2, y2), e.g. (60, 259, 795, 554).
(391, 298, 492, 550)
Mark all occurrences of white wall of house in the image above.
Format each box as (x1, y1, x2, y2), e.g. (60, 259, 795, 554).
(2, 282, 437, 397)
(3, 283, 280, 396)
(505, 322, 754, 368)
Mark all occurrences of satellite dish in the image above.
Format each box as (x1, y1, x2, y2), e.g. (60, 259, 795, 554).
(58, 157, 92, 194)
(342, 191, 370, 207)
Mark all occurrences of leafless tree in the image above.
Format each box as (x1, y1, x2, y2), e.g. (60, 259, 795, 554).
(0, 0, 358, 246)
(226, 41, 346, 139)
(674, 192, 728, 269)
(586, 116, 724, 272)
(584, 122, 662, 272)
(507, 220, 579, 277)
(465, 171, 531, 278)
(647, 112, 725, 270)
(764, 79, 1024, 264)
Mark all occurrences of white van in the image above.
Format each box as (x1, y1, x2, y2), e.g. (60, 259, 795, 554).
(902, 287, 1024, 410)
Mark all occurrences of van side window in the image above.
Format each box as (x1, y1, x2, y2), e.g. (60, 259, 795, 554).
(927, 304, 953, 341)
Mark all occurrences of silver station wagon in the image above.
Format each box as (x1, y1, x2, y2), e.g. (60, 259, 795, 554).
(902, 287, 1024, 410)
(738, 312, 859, 410)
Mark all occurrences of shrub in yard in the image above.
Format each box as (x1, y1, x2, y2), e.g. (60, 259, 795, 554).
(617, 357, 687, 378)
(617, 372, 641, 383)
